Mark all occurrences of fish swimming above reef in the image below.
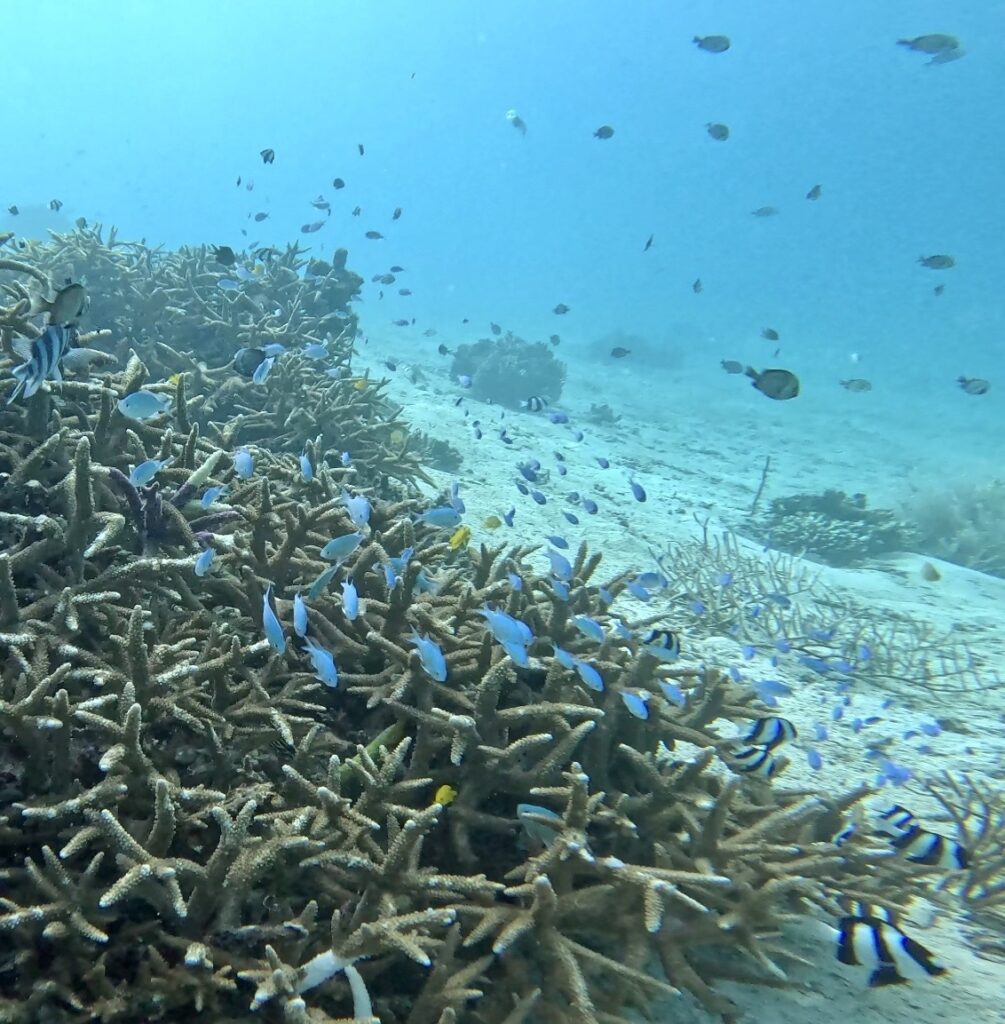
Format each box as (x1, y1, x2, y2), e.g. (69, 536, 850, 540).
(761, 327, 780, 341)
(311, 195, 330, 212)
(692, 278, 703, 293)
(260, 148, 275, 164)
(301, 221, 326, 234)
(610, 346, 630, 358)
(49, 199, 62, 211)
(31, 280, 87, 323)
(745, 366, 799, 400)
(6, 323, 78, 403)
(897, 34, 963, 63)
(871, 804, 968, 869)
(332, 177, 346, 189)
(751, 206, 779, 217)
(506, 109, 527, 135)
(593, 125, 615, 139)
(840, 378, 872, 392)
(806, 183, 822, 200)
(365, 231, 384, 240)
(61, 347, 116, 374)
(211, 245, 237, 266)
(957, 376, 989, 396)
(742, 716, 797, 750)
(117, 389, 171, 421)
(706, 122, 729, 141)
(693, 34, 730, 53)
(918, 254, 954, 269)
(720, 359, 744, 374)
(553, 304, 570, 315)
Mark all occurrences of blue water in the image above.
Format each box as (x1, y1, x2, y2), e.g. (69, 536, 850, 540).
(2, 3, 1002, 1017)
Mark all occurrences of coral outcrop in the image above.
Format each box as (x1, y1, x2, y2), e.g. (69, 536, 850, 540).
(450, 333, 566, 409)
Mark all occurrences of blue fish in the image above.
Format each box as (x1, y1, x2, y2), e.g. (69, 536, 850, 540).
(636, 572, 666, 589)
(546, 549, 573, 581)
(217, 278, 239, 291)
(858, 643, 873, 662)
(129, 456, 174, 486)
(621, 690, 650, 720)
(507, 572, 523, 591)
(728, 665, 743, 683)
(517, 804, 562, 847)
(308, 564, 340, 600)
(200, 484, 229, 508)
(546, 534, 569, 550)
(548, 411, 569, 424)
(808, 627, 836, 642)
(718, 572, 734, 587)
(449, 480, 465, 513)
(320, 531, 365, 562)
(263, 344, 286, 357)
(595, 457, 610, 469)
(813, 723, 829, 741)
(194, 548, 215, 577)
(582, 498, 598, 515)
(299, 452, 314, 481)
(831, 706, 844, 721)
(502, 507, 516, 527)
(252, 356, 276, 384)
(410, 633, 447, 681)
(341, 488, 371, 529)
(552, 645, 577, 670)
(517, 463, 538, 483)
(515, 481, 529, 496)
(807, 749, 823, 770)
(340, 451, 352, 466)
(551, 580, 570, 601)
(530, 490, 547, 506)
(234, 449, 254, 479)
(416, 506, 462, 529)
(753, 679, 791, 702)
(574, 659, 604, 692)
(262, 586, 286, 653)
(571, 430, 584, 442)
(798, 655, 831, 675)
(920, 721, 941, 737)
(659, 680, 686, 706)
(598, 587, 614, 605)
(571, 615, 605, 643)
(614, 620, 633, 640)
(457, 374, 472, 388)
(481, 606, 533, 648)
(629, 479, 646, 502)
(503, 640, 530, 666)
(626, 580, 651, 602)
(764, 592, 791, 608)
(303, 637, 338, 687)
(293, 591, 308, 637)
(117, 390, 170, 421)
(741, 644, 757, 660)
(556, 464, 567, 476)
(775, 639, 791, 653)
(302, 343, 328, 359)
(341, 578, 360, 620)
(7, 323, 78, 403)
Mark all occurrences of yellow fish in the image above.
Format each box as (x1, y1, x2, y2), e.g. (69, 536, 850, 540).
(482, 515, 502, 530)
(352, 378, 368, 391)
(168, 373, 183, 387)
(432, 784, 457, 807)
(448, 525, 471, 551)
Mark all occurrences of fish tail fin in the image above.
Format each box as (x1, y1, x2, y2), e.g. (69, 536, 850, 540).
(744, 366, 758, 380)
(28, 294, 52, 317)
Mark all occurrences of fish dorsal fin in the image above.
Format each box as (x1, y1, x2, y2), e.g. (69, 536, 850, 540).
(11, 337, 33, 360)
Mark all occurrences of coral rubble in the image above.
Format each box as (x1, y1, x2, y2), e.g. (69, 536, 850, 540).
(0, 233, 919, 1023)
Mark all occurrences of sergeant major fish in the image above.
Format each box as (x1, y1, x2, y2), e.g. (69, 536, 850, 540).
(6, 323, 79, 403)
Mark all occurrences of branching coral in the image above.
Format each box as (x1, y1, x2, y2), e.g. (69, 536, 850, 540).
(0, 238, 930, 1024)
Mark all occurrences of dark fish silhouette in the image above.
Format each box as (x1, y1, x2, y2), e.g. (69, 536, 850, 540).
(260, 148, 275, 164)
(957, 376, 989, 396)
(706, 122, 729, 141)
(610, 347, 630, 358)
(643, 234, 654, 251)
(693, 35, 730, 53)
(553, 303, 570, 315)
(593, 125, 615, 139)
(919, 254, 954, 270)
(745, 366, 799, 400)
(332, 177, 345, 189)
(806, 184, 822, 200)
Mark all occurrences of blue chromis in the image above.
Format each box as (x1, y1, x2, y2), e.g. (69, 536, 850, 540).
(410, 632, 447, 681)
(416, 505, 462, 529)
(193, 548, 215, 577)
(341, 578, 360, 620)
(117, 390, 171, 421)
(517, 803, 563, 847)
(262, 585, 286, 654)
(341, 487, 371, 529)
(620, 690, 650, 720)
(571, 615, 605, 643)
(573, 659, 604, 692)
(299, 451, 314, 481)
(234, 448, 254, 479)
(629, 479, 646, 502)
(320, 530, 364, 562)
(293, 591, 308, 637)
(303, 637, 338, 687)
(252, 355, 276, 384)
(128, 456, 174, 486)
(200, 484, 229, 509)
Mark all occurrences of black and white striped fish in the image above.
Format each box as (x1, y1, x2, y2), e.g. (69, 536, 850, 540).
(6, 324, 78, 404)
(831, 915, 947, 987)
(522, 395, 549, 412)
(727, 745, 778, 780)
(742, 716, 797, 750)
(640, 628, 681, 662)
(873, 805, 968, 870)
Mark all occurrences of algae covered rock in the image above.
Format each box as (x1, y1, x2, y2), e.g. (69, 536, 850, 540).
(450, 331, 566, 408)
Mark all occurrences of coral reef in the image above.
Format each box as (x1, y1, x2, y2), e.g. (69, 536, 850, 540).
(450, 332, 566, 408)
(0, 237, 921, 1023)
(748, 488, 917, 566)
(902, 478, 1005, 578)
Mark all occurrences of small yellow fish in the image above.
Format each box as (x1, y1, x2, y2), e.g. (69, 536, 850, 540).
(352, 378, 368, 391)
(168, 373, 183, 387)
(448, 525, 471, 551)
(432, 784, 457, 807)
(482, 515, 502, 529)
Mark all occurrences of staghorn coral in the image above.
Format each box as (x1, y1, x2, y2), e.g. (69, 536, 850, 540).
(0, 239, 925, 1024)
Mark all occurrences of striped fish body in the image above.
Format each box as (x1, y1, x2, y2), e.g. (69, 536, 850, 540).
(835, 915, 946, 987)
(641, 628, 680, 661)
(7, 325, 77, 403)
(728, 745, 777, 780)
(874, 804, 917, 837)
(890, 824, 968, 870)
(743, 715, 797, 750)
